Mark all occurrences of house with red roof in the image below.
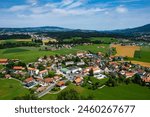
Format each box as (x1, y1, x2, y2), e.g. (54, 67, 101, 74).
(56, 81, 65, 87)
(38, 70, 48, 78)
(24, 77, 36, 88)
(28, 67, 39, 76)
(44, 78, 54, 85)
(74, 77, 83, 85)
(13, 66, 25, 71)
(125, 72, 135, 78)
(0, 59, 8, 65)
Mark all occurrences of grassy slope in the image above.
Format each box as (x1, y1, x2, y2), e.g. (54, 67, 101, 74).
(0, 44, 109, 63)
(0, 79, 30, 100)
(41, 83, 150, 100)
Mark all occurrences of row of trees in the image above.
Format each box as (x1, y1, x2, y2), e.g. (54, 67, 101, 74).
(0, 34, 31, 40)
(106, 73, 147, 87)
(57, 89, 94, 100)
(37, 31, 130, 40)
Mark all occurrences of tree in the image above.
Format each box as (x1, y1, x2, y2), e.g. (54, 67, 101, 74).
(125, 78, 131, 85)
(133, 73, 141, 84)
(13, 94, 38, 100)
(37, 64, 45, 71)
(57, 89, 80, 100)
(48, 71, 55, 77)
(89, 68, 94, 76)
(65, 81, 71, 86)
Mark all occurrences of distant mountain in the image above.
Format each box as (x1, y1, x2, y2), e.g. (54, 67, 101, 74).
(0, 24, 150, 33)
(0, 26, 72, 32)
(112, 24, 150, 33)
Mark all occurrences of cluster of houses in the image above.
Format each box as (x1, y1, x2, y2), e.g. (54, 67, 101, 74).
(0, 50, 150, 96)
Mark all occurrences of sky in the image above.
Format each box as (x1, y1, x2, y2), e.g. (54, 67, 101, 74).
(0, 0, 150, 30)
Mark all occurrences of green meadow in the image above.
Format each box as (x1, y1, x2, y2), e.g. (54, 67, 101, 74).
(0, 79, 29, 100)
(0, 44, 109, 63)
(133, 46, 150, 62)
(41, 83, 150, 100)
(64, 37, 118, 43)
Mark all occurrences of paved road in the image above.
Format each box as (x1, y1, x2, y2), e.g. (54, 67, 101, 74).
(37, 83, 56, 98)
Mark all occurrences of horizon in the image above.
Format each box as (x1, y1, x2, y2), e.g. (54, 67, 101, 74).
(0, 0, 150, 30)
(0, 23, 149, 31)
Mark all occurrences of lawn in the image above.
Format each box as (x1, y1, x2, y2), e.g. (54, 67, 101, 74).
(0, 44, 109, 63)
(41, 83, 150, 100)
(0, 79, 30, 100)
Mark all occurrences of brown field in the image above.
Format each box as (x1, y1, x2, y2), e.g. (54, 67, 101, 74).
(0, 39, 32, 43)
(112, 44, 140, 57)
(42, 38, 57, 44)
(131, 61, 150, 67)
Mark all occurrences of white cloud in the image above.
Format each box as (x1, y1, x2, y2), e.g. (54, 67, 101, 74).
(27, 0, 38, 6)
(51, 7, 105, 15)
(7, 5, 29, 12)
(66, 1, 82, 9)
(116, 6, 128, 13)
(62, 0, 74, 6)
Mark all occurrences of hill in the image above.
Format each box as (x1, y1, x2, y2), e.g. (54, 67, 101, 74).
(0, 26, 72, 32)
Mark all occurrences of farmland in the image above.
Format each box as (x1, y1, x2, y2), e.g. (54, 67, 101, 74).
(0, 39, 32, 43)
(64, 37, 118, 43)
(0, 44, 109, 63)
(41, 83, 150, 100)
(133, 46, 150, 63)
(0, 79, 29, 100)
(112, 44, 140, 57)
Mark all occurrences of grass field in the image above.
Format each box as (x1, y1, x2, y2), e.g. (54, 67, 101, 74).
(133, 46, 150, 63)
(64, 37, 118, 43)
(0, 79, 30, 100)
(41, 83, 150, 100)
(112, 44, 140, 57)
(0, 39, 32, 43)
(89, 37, 118, 43)
(0, 44, 109, 63)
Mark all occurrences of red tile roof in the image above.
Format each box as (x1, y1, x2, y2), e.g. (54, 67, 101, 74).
(0, 59, 8, 63)
(39, 70, 48, 74)
(142, 77, 150, 83)
(74, 77, 83, 84)
(24, 77, 34, 83)
(44, 78, 53, 83)
(13, 66, 24, 70)
(56, 81, 65, 87)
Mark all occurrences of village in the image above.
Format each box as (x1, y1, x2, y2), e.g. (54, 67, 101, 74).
(0, 48, 150, 98)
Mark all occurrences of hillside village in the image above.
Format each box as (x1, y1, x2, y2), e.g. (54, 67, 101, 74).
(0, 49, 150, 98)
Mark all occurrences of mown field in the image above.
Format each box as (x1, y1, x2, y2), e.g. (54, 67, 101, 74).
(0, 44, 109, 63)
(0, 79, 29, 100)
(112, 44, 140, 58)
(133, 46, 150, 63)
(41, 83, 150, 100)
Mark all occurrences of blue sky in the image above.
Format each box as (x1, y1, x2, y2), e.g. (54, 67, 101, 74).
(0, 0, 150, 30)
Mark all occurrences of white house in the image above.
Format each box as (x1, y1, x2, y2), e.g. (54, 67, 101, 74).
(38, 70, 48, 78)
(28, 67, 39, 76)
